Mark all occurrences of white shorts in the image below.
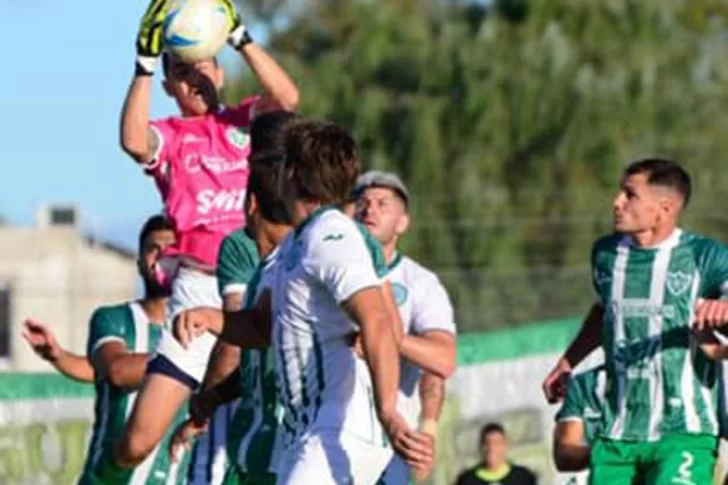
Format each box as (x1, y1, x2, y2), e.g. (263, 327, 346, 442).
(276, 430, 392, 485)
(377, 455, 409, 485)
(149, 267, 222, 388)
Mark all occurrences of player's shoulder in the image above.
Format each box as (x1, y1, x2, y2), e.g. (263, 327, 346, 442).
(591, 233, 625, 255)
(400, 255, 441, 284)
(510, 464, 538, 481)
(91, 302, 132, 323)
(221, 228, 257, 253)
(303, 209, 363, 248)
(680, 230, 728, 258)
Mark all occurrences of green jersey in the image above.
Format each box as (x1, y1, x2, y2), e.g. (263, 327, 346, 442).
(80, 303, 189, 484)
(591, 229, 728, 441)
(555, 366, 607, 445)
(228, 246, 284, 475)
(217, 229, 260, 298)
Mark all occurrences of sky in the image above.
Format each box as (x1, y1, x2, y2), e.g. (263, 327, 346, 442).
(0, 1, 260, 250)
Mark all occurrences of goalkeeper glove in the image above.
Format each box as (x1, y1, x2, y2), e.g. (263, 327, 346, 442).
(135, 0, 169, 76)
(220, 0, 254, 49)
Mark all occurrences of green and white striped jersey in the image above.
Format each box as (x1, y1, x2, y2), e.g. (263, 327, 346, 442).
(591, 229, 728, 441)
(555, 366, 607, 445)
(227, 246, 284, 475)
(272, 207, 390, 449)
(80, 302, 190, 484)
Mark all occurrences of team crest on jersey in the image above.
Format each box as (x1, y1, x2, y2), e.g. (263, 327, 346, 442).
(226, 127, 250, 149)
(666, 271, 693, 296)
(392, 282, 408, 307)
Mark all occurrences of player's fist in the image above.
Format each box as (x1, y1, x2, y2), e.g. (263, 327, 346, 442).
(22, 319, 61, 362)
(135, 0, 169, 75)
(172, 307, 220, 348)
(168, 418, 208, 462)
(220, 0, 252, 49)
(381, 412, 434, 472)
(694, 298, 728, 331)
(542, 358, 571, 404)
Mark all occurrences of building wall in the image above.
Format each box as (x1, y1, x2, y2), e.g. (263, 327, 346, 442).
(0, 226, 137, 371)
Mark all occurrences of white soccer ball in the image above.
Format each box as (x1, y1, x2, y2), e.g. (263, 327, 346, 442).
(163, 0, 232, 63)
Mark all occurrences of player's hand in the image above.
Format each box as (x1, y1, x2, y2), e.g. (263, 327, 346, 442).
(220, 0, 252, 49)
(542, 358, 571, 404)
(173, 308, 218, 348)
(381, 412, 434, 472)
(135, 0, 169, 75)
(693, 298, 728, 331)
(345, 332, 365, 359)
(22, 319, 62, 362)
(168, 418, 208, 462)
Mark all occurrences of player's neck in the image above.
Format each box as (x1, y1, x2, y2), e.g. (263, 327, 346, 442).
(630, 224, 679, 248)
(293, 201, 324, 227)
(257, 222, 292, 258)
(139, 297, 167, 325)
(383, 243, 398, 264)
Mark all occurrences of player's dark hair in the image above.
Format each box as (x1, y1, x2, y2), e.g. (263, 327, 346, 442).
(284, 121, 360, 206)
(248, 151, 292, 225)
(138, 214, 173, 252)
(479, 422, 506, 444)
(624, 158, 692, 207)
(250, 111, 302, 153)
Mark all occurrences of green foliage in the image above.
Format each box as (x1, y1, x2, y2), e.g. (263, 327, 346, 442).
(227, 0, 728, 332)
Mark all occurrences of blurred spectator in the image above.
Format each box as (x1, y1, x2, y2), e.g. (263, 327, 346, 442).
(454, 423, 538, 485)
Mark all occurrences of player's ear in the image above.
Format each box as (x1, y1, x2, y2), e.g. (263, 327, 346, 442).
(396, 212, 410, 235)
(245, 193, 258, 219)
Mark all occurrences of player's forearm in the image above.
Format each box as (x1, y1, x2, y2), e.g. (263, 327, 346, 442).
(419, 372, 445, 422)
(361, 312, 400, 417)
(54, 350, 95, 383)
(553, 443, 591, 472)
(193, 369, 243, 422)
(120, 76, 154, 162)
(239, 43, 299, 111)
(562, 303, 604, 367)
(399, 333, 456, 379)
(106, 353, 151, 389)
(202, 340, 241, 391)
(219, 308, 271, 349)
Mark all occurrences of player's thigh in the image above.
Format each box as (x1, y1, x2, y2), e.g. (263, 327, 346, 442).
(376, 455, 409, 485)
(122, 373, 191, 452)
(644, 436, 717, 485)
(588, 438, 640, 485)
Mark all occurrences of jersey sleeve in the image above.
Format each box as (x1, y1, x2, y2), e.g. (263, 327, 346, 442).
(411, 276, 457, 335)
(303, 220, 382, 304)
(224, 96, 260, 128)
(145, 117, 178, 186)
(86, 306, 128, 358)
(216, 230, 260, 297)
(555, 373, 587, 423)
(698, 239, 728, 297)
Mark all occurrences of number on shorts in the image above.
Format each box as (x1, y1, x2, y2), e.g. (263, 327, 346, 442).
(671, 451, 695, 485)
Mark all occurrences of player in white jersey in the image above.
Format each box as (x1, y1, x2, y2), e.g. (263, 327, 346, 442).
(173, 120, 434, 484)
(351, 171, 457, 484)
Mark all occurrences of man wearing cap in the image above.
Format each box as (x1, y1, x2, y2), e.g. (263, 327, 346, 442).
(353, 170, 458, 484)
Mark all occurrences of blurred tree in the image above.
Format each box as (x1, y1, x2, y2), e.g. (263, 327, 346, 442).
(227, 0, 728, 332)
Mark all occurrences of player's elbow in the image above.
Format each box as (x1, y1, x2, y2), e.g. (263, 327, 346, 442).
(119, 130, 149, 163)
(277, 85, 300, 112)
(115, 432, 155, 468)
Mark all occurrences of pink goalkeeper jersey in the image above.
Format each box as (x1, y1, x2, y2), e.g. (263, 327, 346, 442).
(146, 97, 258, 268)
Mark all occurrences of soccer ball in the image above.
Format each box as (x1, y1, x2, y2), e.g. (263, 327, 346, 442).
(163, 0, 232, 63)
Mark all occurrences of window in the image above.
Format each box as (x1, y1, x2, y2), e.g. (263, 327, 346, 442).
(50, 207, 77, 226)
(0, 286, 10, 358)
